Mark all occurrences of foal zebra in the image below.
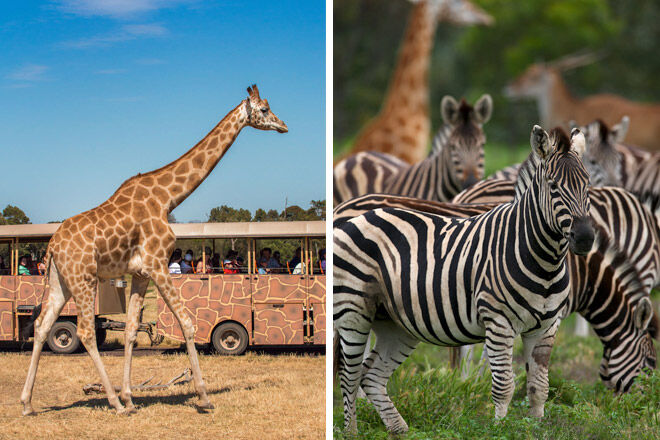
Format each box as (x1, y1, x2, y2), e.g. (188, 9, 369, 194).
(335, 193, 658, 392)
(334, 127, 593, 434)
(333, 94, 492, 205)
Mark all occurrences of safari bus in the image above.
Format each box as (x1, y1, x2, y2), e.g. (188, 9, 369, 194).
(0, 221, 326, 355)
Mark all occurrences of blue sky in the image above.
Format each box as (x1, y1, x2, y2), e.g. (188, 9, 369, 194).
(0, 0, 325, 223)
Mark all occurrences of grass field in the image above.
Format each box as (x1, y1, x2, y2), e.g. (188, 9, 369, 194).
(0, 351, 324, 440)
(332, 313, 660, 439)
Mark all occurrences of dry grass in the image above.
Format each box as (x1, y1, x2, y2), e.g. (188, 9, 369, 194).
(0, 351, 324, 440)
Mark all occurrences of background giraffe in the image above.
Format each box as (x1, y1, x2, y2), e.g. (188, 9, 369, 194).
(339, 0, 493, 165)
(20, 85, 288, 415)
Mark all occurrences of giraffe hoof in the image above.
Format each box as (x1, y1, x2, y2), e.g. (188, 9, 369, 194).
(21, 406, 36, 416)
(117, 406, 137, 415)
(196, 401, 214, 411)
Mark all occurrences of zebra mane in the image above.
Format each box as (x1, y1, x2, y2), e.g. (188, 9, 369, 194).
(430, 123, 453, 155)
(429, 100, 482, 156)
(595, 118, 609, 141)
(549, 127, 571, 154)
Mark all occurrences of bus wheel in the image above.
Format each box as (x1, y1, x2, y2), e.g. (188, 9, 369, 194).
(47, 321, 81, 354)
(212, 322, 248, 355)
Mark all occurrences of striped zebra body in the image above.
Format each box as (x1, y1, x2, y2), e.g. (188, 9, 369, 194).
(454, 164, 660, 292)
(334, 127, 592, 433)
(335, 193, 658, 392)
(333, 95, 492, 205)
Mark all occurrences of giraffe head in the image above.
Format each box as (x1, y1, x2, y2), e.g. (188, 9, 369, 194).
(245, 84, 288, 133)
(410, 0, 494, 26)
(437, 94, 492, 190)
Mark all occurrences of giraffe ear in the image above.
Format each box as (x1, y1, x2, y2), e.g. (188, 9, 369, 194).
(473, 94, 493, 124)
(441, 96, 460, 124)
(530, 125, 551, 159)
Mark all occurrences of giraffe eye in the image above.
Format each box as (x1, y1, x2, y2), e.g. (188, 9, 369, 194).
(261, 107, 268, 113)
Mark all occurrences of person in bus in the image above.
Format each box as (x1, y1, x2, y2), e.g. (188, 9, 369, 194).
(319, 248, 326, 273)
(258, 259, 270, 275)
(223, 250, 239, 274)
(236, 256, 245, 273)
(18, 256, 31, 276)
(195, 247, 213, 274)
(38, 255, 47, 275)
(211, 253, 221, 273)
(181, 249, 194, 274)
(289, 247, 302, 272)
(168, 249, 183, 274)
(258, 248, 272, 267)
(268, 250, 281, 270)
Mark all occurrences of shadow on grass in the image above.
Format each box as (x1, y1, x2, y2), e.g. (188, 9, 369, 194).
(39, 379, 275, 414)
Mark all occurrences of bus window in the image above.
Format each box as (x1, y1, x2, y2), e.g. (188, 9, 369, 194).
(253, 238, 303, 275)
(0, 242, 10, 275)
(169, 238, 250, 274)
(309, 238, 326, 275)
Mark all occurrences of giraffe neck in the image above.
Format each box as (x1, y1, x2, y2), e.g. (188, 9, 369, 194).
(543, 71, 575, 127)
(381, 1, 436, 120)
(110, 101, 249, 213)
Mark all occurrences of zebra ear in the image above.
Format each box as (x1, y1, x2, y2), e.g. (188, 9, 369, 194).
(634, 297, 653, 331)
(530, 125, 551, 159)
(473, 94, 493, 124)
(570, 128, 586, 157)
(441, 96, 460, 124)
(610, 116, 629, 144)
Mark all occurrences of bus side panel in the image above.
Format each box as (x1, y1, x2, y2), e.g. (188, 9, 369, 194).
(15, 275, 78, 316)
(308, 275, 326, 345)
(156, 275, 210, 344)
(0, 300, 13, 341)
(251, 274, 306, 303)
(253, 303, 305, 345)
(208, 274, 252, 342)
(0, 276, 15, 300)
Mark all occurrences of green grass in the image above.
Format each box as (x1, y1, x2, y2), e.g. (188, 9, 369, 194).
(333, 315, 660, 439)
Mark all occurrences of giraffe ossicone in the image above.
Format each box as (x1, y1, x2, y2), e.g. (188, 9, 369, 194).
(20, 84, 287, 415)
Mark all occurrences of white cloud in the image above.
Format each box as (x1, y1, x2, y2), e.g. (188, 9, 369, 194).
(6, 64, 49, 82)
(59, 23, 168, 49)
(54, 0, 191, 18)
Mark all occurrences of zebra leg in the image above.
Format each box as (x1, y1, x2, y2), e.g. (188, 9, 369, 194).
(361, 319, 419, 434)
(574, 314, 589, 336)
(485, 326, 515, 418)
(335, 302, 376, 435)
(522, 320, 559, 418)
(356, 331, 374, 399)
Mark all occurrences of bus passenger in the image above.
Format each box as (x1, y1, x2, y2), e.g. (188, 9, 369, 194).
(289, 247, 302, 270)
(236, 256, 245, 273)
(258, 248, 272, 267)
(268, 251, 281, 270)
(223, 251, 239, 274)
(196, 248, 213, 274)
(38, 255, 47, 275)
(181, 250, 194, 274)
(211, 253, 221, 273)
(319, 248, 326, 272)
(168, 249, 183, 274)
(258, 259, 269, 275)
(0, 256, 7, 275)
(18, 256, 31, 276)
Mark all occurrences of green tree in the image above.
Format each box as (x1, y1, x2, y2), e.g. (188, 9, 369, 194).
(0, 205, 30, 225)
(308, 200, 326, 219)
(208, 205, 252, 223)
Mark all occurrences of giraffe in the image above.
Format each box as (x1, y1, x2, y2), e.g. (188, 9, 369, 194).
(20, 84, 288, 415)
(340, 0, 492, 165)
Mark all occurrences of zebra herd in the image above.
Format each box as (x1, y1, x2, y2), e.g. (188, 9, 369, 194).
(333, 97, 660, 435)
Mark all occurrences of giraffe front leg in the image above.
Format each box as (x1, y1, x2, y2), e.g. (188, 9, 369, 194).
(484, 325, 515, 419)
(523, 320, 559, 418)
(150, 268, 212, 410)
(120, 275, 149, 412)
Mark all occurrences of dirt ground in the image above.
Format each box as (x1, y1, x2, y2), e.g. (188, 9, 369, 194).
(0, 351, 324, 440)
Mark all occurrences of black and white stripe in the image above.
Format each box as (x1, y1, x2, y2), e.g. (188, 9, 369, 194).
(335, 193, 658, 393)
(333, 95, 492, 205)
(334, 127, 592, 434)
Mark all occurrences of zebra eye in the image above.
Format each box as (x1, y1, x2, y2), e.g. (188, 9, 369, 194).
(548, 180, 558, 191)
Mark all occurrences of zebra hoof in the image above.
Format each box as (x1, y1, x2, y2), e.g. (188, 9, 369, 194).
(529, 406, 544, 418)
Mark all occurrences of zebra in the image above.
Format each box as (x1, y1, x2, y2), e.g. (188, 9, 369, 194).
(334, 126, 593, 434)
(335, 193, 658, 392)
(333, 94, 492, 205)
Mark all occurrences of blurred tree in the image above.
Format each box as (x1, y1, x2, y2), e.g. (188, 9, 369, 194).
(208, 205, 252, 223)
(334, 0, 659, 148)
(0, 205, 30, 225)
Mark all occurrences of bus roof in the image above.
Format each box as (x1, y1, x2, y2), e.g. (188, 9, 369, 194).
(0, 221, 326, 241)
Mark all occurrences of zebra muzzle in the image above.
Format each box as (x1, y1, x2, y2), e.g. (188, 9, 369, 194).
(568, 216, 594, 255)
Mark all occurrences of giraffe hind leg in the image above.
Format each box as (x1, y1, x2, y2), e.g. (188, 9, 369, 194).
(20, 261, 71, 415)
(361, 319, 418, 434)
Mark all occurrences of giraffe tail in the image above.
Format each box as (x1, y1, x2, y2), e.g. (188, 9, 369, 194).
(21, 246, 52, 337)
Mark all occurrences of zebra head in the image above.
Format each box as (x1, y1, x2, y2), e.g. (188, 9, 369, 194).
(530, 125, 594, 255)
(573, 117, 628, 187)
(437, 94, 492, 191)
(599, 297, 658, 393)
